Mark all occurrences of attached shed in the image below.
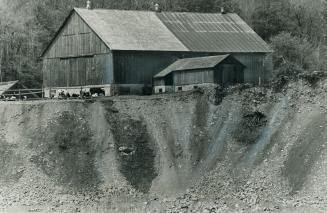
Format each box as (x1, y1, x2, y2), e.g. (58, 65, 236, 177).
(41, 8, 272, 97)
(154, 55, 245, 93)
(0, 81, 19, 96)
(0, 81, 42, 99)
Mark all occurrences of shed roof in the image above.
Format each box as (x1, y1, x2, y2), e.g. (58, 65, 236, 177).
(43, 8, 272, 56)
(154, 55, 243, 78)
(0, 81, 19, 95)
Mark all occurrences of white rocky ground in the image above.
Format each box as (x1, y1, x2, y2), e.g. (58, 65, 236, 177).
(0, 79, 327, 212)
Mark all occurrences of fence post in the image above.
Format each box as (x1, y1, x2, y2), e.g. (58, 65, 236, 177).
(19, 89, 21, 100)
(42, 86, 44, 99)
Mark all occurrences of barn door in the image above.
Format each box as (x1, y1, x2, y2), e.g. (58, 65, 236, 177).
(61, 57, 93, 87)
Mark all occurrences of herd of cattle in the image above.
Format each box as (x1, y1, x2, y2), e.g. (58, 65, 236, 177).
(53, 88, 106, 99)
(0, 87, 106, 101)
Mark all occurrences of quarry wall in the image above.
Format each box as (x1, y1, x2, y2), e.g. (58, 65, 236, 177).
(1, 81, 327, 212)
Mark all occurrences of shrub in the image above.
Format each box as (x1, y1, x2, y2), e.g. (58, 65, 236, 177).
(270, 32, 317, 80)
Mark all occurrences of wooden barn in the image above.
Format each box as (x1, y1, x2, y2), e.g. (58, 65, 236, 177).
(41, 7, 272, 97)
(153, 55, 245, 93)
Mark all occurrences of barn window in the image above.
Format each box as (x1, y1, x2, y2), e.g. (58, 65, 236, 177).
(178, 87, 183, 91)
(193, 86, 199, 89)
(159, 88, 163, 93)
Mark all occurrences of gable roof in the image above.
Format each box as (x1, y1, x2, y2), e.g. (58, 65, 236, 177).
(0, 81, 19, 95)
(75, 8, 188, 51)
(42, 8, 272, 56)
(154, 55, 244, 78)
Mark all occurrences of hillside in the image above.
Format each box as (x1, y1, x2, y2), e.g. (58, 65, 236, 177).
(0, 79, 327, 212)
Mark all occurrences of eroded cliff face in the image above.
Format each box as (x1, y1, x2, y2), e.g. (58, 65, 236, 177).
(1, 81, 327, 212)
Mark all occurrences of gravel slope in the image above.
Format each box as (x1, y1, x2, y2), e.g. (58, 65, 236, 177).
(0, 80, 327, 212)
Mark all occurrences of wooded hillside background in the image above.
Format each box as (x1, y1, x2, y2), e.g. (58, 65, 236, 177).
(0, 0, 326, 88)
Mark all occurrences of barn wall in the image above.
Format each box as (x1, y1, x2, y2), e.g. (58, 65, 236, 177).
(154, 78, 165, 86)
(113, 51, 207, 85)
(215, 64, 245, 85)
(173, 69, 214, 86)
(43, 52, 113, 88)
(43, 12, 109, 59)
(233, 53, 273, 84)
(113, 51, 273, 86)
(42, 11, 113, 88)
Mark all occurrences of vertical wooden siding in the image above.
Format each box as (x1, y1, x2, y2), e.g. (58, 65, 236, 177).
(173, 69, 214, 86)
(114, 51, 273, 86)
(233, 53, 272, 84)
(43, 54, 113, 88)
(42, 11, 113, 88)
(113, 51, 205, 85)
(43, 13, 109, 58)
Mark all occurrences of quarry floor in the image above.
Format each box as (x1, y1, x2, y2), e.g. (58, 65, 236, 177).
(0, 80, 327, 212)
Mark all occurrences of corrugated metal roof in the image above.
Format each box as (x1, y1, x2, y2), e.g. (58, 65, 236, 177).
(156, 12, 272, 53)
(154, 55, 231, 78)
(0, 81, 19, 95)
(75, 8, 189, 51)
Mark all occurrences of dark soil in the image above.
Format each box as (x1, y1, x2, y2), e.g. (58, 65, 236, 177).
(29, 110, 99, 191)
(104, 106, 158, 193)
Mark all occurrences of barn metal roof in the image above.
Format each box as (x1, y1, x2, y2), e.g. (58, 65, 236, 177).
(75, 8, 271, 53)
(0, 81, 19, 95)
(42, 8, 272, 56)
(154, 55, 235, 78)
(156, 12, 272, 53)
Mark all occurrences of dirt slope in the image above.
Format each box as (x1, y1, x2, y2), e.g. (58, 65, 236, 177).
(0, 80, 327, 212)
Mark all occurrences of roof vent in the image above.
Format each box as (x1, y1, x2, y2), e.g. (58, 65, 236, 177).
(221, 7, 226, 14)
(86, 0, 92, 9)
(154, 3, 161, 12)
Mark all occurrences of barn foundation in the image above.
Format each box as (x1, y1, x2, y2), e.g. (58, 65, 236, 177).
(44, 85, 113, 98)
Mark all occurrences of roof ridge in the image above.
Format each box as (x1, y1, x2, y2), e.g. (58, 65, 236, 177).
(178, 55, 230, 60)
(74, 7, 152, 13)
(74, 7, 235, 15)
(42, 8, 272, 56)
